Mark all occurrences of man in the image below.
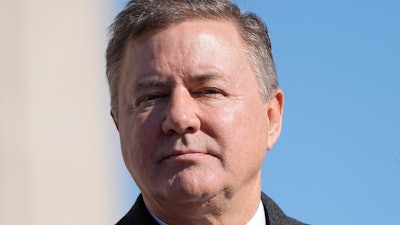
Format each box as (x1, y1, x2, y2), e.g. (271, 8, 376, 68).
(106, 0, 306, 224)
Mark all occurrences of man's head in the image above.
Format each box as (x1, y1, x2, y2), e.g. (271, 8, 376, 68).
(106, 0, 278, 120)
(106, 0, 284, 223)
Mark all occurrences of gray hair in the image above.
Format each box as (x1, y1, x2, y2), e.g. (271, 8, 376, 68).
(106, 0, 278, 118)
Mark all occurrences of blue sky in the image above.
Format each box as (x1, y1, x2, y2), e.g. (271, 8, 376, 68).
(110, 1, 400, 224)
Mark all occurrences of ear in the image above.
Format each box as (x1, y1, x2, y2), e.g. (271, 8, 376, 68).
(266, 89, 284, 150)
(111, 111, 120, 132)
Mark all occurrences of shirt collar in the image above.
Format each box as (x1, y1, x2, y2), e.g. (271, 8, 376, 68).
(148, 200, 265, 225)
(246, 200, 266, 225)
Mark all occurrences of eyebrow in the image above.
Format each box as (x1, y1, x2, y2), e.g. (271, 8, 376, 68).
(186, 73, 227, 84)
(132, 73, 228, 95)
(132, 76, 169, 95)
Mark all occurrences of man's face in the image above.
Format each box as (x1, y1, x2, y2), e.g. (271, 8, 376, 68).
(115, 19, 283, 204)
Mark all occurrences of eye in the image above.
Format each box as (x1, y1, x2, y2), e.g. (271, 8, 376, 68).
(192, 88, 225, 98)
(136, 93, 166, 106)
(199, 89, 219, 95)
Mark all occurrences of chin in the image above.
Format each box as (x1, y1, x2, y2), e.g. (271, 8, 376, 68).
(163, 187, 219, 204)
(159, 168, 225, 203)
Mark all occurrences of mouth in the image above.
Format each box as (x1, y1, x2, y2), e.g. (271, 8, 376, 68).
(158, 150, 211, 163)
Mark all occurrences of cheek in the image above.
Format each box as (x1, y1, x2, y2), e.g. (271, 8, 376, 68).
(202, 106, 267, 179)
(200, 105, 248, 154)
(198, 105, 235, 140)
(208, 104, 259, 136)
(132, 106, 164, 136)
(119, 112, 161, 162)
(211, 103, 269, 151)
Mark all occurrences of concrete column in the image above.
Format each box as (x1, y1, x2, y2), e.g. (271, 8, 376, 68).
(0, 0, 115, 224)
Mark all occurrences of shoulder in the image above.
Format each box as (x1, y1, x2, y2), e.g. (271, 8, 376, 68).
(261, 192, 308, 225)
(116, 194, 159, 225)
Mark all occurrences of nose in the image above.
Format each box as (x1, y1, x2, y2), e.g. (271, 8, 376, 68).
(162, 88, 201, 135)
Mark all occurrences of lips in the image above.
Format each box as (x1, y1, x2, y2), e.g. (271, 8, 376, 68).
(158, 149, 210, 163)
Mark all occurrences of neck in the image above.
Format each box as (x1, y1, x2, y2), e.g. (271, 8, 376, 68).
(143, 175, 262, 225)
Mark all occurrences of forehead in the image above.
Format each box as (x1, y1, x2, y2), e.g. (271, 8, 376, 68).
(132, 18, 243, 45)
(121, 19, 252, 84)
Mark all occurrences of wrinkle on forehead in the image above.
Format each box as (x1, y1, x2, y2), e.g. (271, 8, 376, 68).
(125, 19, 246, 65)
(121, 19, 253, 94)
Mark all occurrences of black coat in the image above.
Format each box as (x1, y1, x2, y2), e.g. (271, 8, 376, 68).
(116, 192, 306, 225)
